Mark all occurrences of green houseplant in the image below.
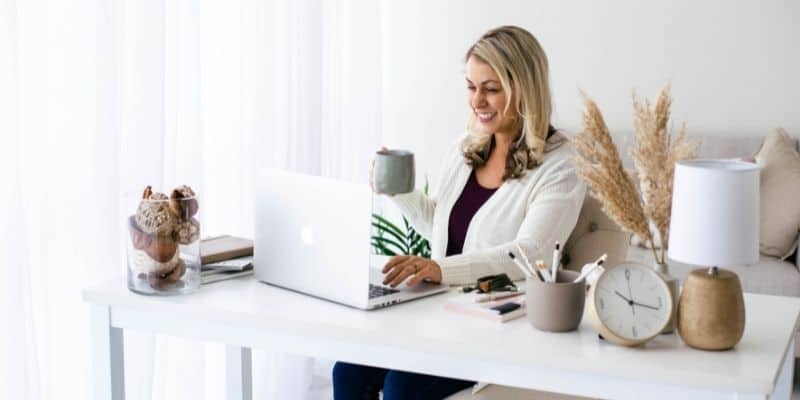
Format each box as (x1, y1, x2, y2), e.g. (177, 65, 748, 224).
(371, 179, 431, 258)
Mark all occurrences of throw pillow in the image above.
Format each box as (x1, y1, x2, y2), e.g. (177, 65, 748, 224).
(755, 127, 800, 259)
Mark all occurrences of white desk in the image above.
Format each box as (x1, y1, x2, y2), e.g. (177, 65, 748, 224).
(84, 278, 800, 400)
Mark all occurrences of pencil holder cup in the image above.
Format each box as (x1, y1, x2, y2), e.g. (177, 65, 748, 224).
(526, 270, 585, 332)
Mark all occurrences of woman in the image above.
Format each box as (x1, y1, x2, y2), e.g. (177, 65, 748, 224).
(333, 25, 586, 399)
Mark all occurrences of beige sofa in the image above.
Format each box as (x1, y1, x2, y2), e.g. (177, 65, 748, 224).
(624, 134, 800, 297)
(447, 133, 800, 399)
(566, 133, 800, 299)
(563, 133, 800, 295)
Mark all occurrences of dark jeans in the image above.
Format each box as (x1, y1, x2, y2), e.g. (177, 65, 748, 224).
(332, 361, 475, 400)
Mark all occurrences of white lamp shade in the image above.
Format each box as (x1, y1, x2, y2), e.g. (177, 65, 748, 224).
(668, 160, 760, 266)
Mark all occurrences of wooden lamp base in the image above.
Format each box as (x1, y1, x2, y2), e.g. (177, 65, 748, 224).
(677, 266, 745, 351)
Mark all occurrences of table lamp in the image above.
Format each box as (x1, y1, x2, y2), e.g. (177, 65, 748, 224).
(668, 159, 760, 350)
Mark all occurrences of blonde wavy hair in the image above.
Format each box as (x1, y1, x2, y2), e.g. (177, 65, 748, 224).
(462, 25, 553, 180)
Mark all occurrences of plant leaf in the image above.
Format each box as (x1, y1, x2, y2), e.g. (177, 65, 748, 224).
(371, 238, 400, 254)
(408, 235, 422, 250)
(403, 217, 418, 243)
(372, 214, 405, 238)
(371, 240, 398, 256)
(411, 243, 425, 257)
(371, 223, 407, 248)
(410, 236, 431, 257)
(371, 236, 408, 254)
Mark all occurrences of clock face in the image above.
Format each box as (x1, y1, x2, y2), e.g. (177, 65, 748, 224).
(593, 263, 671, 342)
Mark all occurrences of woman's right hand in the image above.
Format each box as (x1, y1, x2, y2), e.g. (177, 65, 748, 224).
(369, 146, 388, 194)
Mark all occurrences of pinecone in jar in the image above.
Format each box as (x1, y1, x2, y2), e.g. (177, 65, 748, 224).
(169, 185, 199, 220)
(135, 186, 177, 237)
(129, 216, 151, 251)
(129, 247, 181, 275)
(128, 215, 179, 262)
(142, 258, 187, 290)
(175, 218, 200, 245)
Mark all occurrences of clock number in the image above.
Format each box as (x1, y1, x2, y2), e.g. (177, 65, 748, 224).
(632, 326, 638, 338)
(657, 296, 663, 308)
(599, 298, 605, 310)
(625, 269, 630, 280)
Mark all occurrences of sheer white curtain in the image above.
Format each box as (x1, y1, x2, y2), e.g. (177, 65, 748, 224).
(1, 0, 381, 398)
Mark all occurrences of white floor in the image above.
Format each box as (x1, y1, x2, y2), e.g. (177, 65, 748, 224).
(309, 359, 800, 400)
(315, 361, 800, 400)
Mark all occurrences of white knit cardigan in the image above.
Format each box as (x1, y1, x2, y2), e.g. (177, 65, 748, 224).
(390, 133, 586, 285)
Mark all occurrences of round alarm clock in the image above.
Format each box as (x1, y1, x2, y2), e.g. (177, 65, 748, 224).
(588, 262, 673, 346)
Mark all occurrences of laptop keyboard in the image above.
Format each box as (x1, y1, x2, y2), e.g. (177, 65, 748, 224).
(369, 284, 400, 299)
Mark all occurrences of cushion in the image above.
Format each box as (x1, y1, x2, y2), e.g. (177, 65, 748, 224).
(755, 128, 800, 259)
(563, 195, 630, 271)
(613, 134, 763, 167)
(627, 246, 800, 297)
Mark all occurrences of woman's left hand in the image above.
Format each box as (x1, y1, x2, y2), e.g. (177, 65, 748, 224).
(382, 255, 442, 287)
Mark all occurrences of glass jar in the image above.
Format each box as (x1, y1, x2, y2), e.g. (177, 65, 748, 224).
(127, 185, 201, 295)
(654, 261, 678, 334)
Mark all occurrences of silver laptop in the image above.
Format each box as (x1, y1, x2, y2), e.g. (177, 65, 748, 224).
(254, 168, 448, 310)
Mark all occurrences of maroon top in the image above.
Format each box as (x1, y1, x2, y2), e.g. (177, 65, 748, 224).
(446, 170, 498, 256)
(444, 126, 556, 256)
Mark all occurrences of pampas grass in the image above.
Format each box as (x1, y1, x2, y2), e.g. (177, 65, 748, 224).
(572, 92, 656, 261)
(572, 86, 697, 265)
(631, 85, 697, 263)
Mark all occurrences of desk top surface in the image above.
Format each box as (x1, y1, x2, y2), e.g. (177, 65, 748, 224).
(84, 277, 800, 395)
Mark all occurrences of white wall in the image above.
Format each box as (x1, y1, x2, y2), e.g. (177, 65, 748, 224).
(380, 0, 800, 186)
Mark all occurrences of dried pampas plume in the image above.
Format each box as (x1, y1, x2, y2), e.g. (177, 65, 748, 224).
(631, 85, 698, 263)
(572, 91, 654, 258)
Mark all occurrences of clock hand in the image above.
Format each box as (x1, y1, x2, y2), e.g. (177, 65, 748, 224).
(632, 300, 660, 311)
(614, 290, 631, 303)
(614, 290, 636, 316)
(626, 269, 634, 301)
(624, 269, 636, 316)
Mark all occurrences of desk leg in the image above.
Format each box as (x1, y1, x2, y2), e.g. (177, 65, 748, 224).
(771, 342, 794, 400)
(226, 345, 253, 400)
(91, 305, 125, 400)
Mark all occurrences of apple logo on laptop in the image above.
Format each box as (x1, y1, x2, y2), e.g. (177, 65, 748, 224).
(301, 227, 314, 246)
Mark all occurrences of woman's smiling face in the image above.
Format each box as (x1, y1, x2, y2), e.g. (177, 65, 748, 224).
(465, 55, 517, 135)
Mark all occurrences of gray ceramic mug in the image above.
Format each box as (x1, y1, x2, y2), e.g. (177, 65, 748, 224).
(526, 270, 585, 332)
(374, 149, 415, 195)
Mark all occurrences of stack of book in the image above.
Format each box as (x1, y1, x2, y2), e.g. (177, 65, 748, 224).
(200, 235, 254, 284)
(443, 292, 526, 322)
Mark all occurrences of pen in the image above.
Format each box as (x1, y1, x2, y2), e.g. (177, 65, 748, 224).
(573, 259, 605, 283)
(573, 253, 608, 283)
(515, 243, 537, 277)
(532, 266, 546, 282)
(551, 241, 560, 284)
(474, 291, 525, 303)
(535, 260, 553, 283)
(507, 251, 534, 280)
